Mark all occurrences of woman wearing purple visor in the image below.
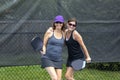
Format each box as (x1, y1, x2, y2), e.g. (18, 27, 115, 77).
(41, 15, 65, 80)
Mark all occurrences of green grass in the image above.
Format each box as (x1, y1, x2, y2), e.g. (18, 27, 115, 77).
(0, 65, 119, 80)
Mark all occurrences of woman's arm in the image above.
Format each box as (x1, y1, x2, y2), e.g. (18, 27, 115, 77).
(74, 30, 91, 63)
(41, 27, 53, 54)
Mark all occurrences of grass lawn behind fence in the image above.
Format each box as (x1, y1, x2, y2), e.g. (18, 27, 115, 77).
(0, 65, 119, 80)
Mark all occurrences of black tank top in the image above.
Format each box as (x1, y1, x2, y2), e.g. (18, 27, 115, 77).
(65, 30, 84, 61)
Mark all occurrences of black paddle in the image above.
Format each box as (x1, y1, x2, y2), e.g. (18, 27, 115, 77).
(31, 36, 43, 51)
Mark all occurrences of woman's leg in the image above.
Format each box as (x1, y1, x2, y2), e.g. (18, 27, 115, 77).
(65, 67, 74, 80)
(55, 69, 62, 80)
(45, 67, 58, 80)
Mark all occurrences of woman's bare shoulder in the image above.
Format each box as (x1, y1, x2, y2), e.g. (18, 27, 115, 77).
(73, 30, 82, 40)
(46, 27, 53, 33)
(44, 27, 53, 38)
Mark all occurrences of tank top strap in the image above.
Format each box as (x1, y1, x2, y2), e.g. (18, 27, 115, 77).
(52, 30, 64, 39)
(61, 31, 64, 39)
(70, 30, 75, 38)
(66, 30, 75, 40)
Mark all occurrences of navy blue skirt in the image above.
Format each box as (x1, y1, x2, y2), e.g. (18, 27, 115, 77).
(41, 55, 63, 69)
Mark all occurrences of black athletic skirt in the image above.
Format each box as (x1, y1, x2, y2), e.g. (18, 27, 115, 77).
(66, 59, 72, 67)
(41, 56, 62, 69)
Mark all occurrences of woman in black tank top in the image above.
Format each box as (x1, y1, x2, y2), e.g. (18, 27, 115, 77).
(65, 18, 91, 80)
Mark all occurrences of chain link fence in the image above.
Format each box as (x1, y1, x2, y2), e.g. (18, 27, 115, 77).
(0, 64, 120, 80)
(0, 20, 120, 80)
(0, 0, 120, 80)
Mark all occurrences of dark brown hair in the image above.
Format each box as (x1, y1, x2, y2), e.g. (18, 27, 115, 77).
(52, 22, 66, 31)
(67, 18, 77, 26)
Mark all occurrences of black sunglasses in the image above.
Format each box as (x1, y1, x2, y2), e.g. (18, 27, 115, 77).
(55, 21, 63, 24)
(68, 23, 76, 27)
